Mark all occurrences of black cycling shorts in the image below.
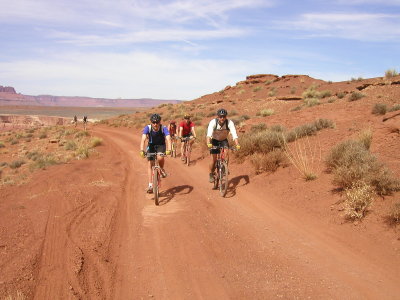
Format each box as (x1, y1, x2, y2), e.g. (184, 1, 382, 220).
(146, 144, 166, 161)
(210, 139, 229, 154)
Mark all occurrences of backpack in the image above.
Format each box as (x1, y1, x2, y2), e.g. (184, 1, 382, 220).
(147, 124, 165, 144)
(213, 118, 230, 132)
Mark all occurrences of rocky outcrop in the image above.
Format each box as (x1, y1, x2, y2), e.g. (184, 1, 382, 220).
(0, 86, 16, 93)
(238, 74, 279, 85)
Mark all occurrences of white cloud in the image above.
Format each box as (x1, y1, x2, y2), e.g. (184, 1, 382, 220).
(277, 12, 400, 41)
(0, 51, 281, 99)
(334, 0, 400, 5)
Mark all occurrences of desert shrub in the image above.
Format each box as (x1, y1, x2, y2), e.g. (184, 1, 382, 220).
(389, 104, 400, 112)
(31, 154, 58, 170)
(9, 159, 25, 169)
(388, 202, 400, 224)
(241, 115, 250, 121)
(327, 97, 336, 103)
(250, 123, 267, 132)
(268, 87, 277, 97)
(344, 181, 374, 220)
(357, 129, 372, 150)
(291, 106, 302, 111)
(74, 130, 89, 138)
(269, 125, 286, 132)
(250, 150, 286, 174)
(314, 119, 335, 130)
(260, 109, 274, 117)
(0, 141, 5, 148)
(237, 129, 284, 159)
(290, 87, 296, 94)
(253, 86, 262, 92)
(302, 85, 320, 99)
(348, 91, 365, 101)
(10, 139, 18, 145)
(337, 92, 346, 99)
(230, 110, 238, 116)
(64, 140, 77, 151)
(90, 137, 103, 147)
(285, 119, 334, 143)
(304, 97, 320, 107)
(76, 143, 90, 159)
(326, 139, 399, 195)
(320, 90, 332, 98)
(0, 162, 7, 167)
(372, 103, 387, 115)
(385, 69, 398, 79)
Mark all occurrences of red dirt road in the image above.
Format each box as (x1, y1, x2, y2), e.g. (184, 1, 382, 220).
(1, 125, 399, 299)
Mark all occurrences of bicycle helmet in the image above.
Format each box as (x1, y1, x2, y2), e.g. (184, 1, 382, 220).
(217, 108, 228, 116)
(150, 113, 161, 123)
(184, 113, 191, 119)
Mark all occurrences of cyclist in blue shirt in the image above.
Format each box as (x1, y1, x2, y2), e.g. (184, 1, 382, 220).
(139, 114, 171, 193)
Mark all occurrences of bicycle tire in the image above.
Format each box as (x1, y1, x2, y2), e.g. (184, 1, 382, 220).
(186, 144, 190, 166)
(153, 169, 160, 205)
(219, 161, 228, 197)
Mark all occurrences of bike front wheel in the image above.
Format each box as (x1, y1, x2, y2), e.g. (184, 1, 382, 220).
(219, 161, 228, 197)
(153, 170, 160, 205)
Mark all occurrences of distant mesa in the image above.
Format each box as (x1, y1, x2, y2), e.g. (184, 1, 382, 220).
(0, 85, 16, 93)
(0, 85, 182, 107)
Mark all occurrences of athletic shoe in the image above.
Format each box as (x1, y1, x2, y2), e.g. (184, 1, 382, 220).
(209, 173, 214, 183)
(161, 169, 168, 178)
(146, 186, 153, 193)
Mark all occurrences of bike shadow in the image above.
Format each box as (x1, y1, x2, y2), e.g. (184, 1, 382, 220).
(158, 184, 194, 206)
(225, 175, 250, 198)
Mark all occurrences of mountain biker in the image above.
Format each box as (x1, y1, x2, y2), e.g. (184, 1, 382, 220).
(206, 108, 240, 183)
(73, 115, 78, 127)
(83, 115, 88, 123)
(168, 120, 177, 140)
(140, 113, 171, 193)
(178, 114, 197, 161)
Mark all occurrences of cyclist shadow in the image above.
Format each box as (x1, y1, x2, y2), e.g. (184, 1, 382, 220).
(225, 175, 250, 198)
(158, 185, 194, 206)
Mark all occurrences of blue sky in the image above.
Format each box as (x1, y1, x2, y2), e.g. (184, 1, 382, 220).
(0, 0, 399, 100)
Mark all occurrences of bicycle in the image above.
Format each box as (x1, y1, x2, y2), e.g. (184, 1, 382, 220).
(211, 146, 235, 197)
(170, 136, 177, 158)
(146, 152, 166, 205)
(181, 136, 195, 166)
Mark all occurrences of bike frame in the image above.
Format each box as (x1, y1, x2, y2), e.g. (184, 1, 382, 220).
(146, 152, 165, 205)
(181, 137, 193, 166)
(211, 146, 233, 197)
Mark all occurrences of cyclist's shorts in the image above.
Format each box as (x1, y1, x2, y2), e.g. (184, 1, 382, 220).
(182, 133, 193, 139)
(210, 139, 229, 154)
(146, 144, 166, 161)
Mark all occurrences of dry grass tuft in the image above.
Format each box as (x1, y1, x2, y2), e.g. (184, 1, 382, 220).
(388, 202, 400, 224)
(344, 181, 374, 220)
(250, 150, 286, 174)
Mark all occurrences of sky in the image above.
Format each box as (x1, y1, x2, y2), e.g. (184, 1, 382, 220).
(0, 0, 399, 100)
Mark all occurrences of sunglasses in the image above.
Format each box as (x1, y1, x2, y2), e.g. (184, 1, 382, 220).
(152, 121, 160, 124)
(218, 115, 227, 118)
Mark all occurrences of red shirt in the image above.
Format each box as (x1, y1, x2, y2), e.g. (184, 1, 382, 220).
(169, 124, 177, 135)
(179, 120, 194, 136)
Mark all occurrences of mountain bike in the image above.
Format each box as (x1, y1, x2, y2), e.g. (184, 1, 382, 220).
(146, 152, 166, 205)
(181, 136, 195, 166)
(211, 146, 235, 197)
(171, 136, 177, 158)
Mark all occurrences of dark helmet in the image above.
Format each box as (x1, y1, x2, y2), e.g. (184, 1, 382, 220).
(217, 108, 228, 116)
(150, 113, 161, 123)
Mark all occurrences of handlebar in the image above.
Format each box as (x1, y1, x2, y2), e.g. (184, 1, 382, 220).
(145, 152, 166, 157)
(180, 136, 196, 142)
(210, 146, 237, 151)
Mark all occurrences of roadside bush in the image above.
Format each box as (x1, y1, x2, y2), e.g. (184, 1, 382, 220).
(348, 92, 365, 101)
(253, 86, 262, 92)
(388, 202, 400, 224)
(320, 90, 332, 98)
(344, 181, 374, 220)
(260, 109, 274, 117)
(302, 85, 320, 99)
(90, 137, 103, 148)
(64, 140, 77, 151)
(304, 97, 320, 107)
(385, 69, 398, 79)
(9, 159, 25, 169)
(337, 92, 346, 99)
(326, 139, 399, 195)
(0, 141, 5, 148)
(268, 87, 277, 97)
(74, 130, 89, 138)
(250, 150, 286, 174)
(31, 155, 58, 170)
(389, 104, 400, 112)
(250, 123, 267, 132)
(357, 129, 372, 150)
(372, 103, 388, 115)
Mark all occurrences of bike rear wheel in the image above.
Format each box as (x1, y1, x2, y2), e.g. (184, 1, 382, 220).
(153, 170, 160, 205)
(219, 161, 228, 197)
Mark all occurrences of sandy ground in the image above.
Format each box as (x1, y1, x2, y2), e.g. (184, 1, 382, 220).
(1, 124, 399, 300)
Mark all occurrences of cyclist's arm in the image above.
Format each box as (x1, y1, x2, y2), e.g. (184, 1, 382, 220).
(191, 125, 196, 138)
(165, 135, 172, 152)
(206, 120, 215, 144)
(227, 120, 239, 146)
(140, 134, 148, 151)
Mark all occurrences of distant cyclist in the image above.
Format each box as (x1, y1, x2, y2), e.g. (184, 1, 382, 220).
(73, 115, 78, 127)
(178, 114, 197, 160)
(168, 120, 177, 140)
(83, 115, 88, 130)
(206, 108, 240, 183)
(140, 114, 171, 193)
